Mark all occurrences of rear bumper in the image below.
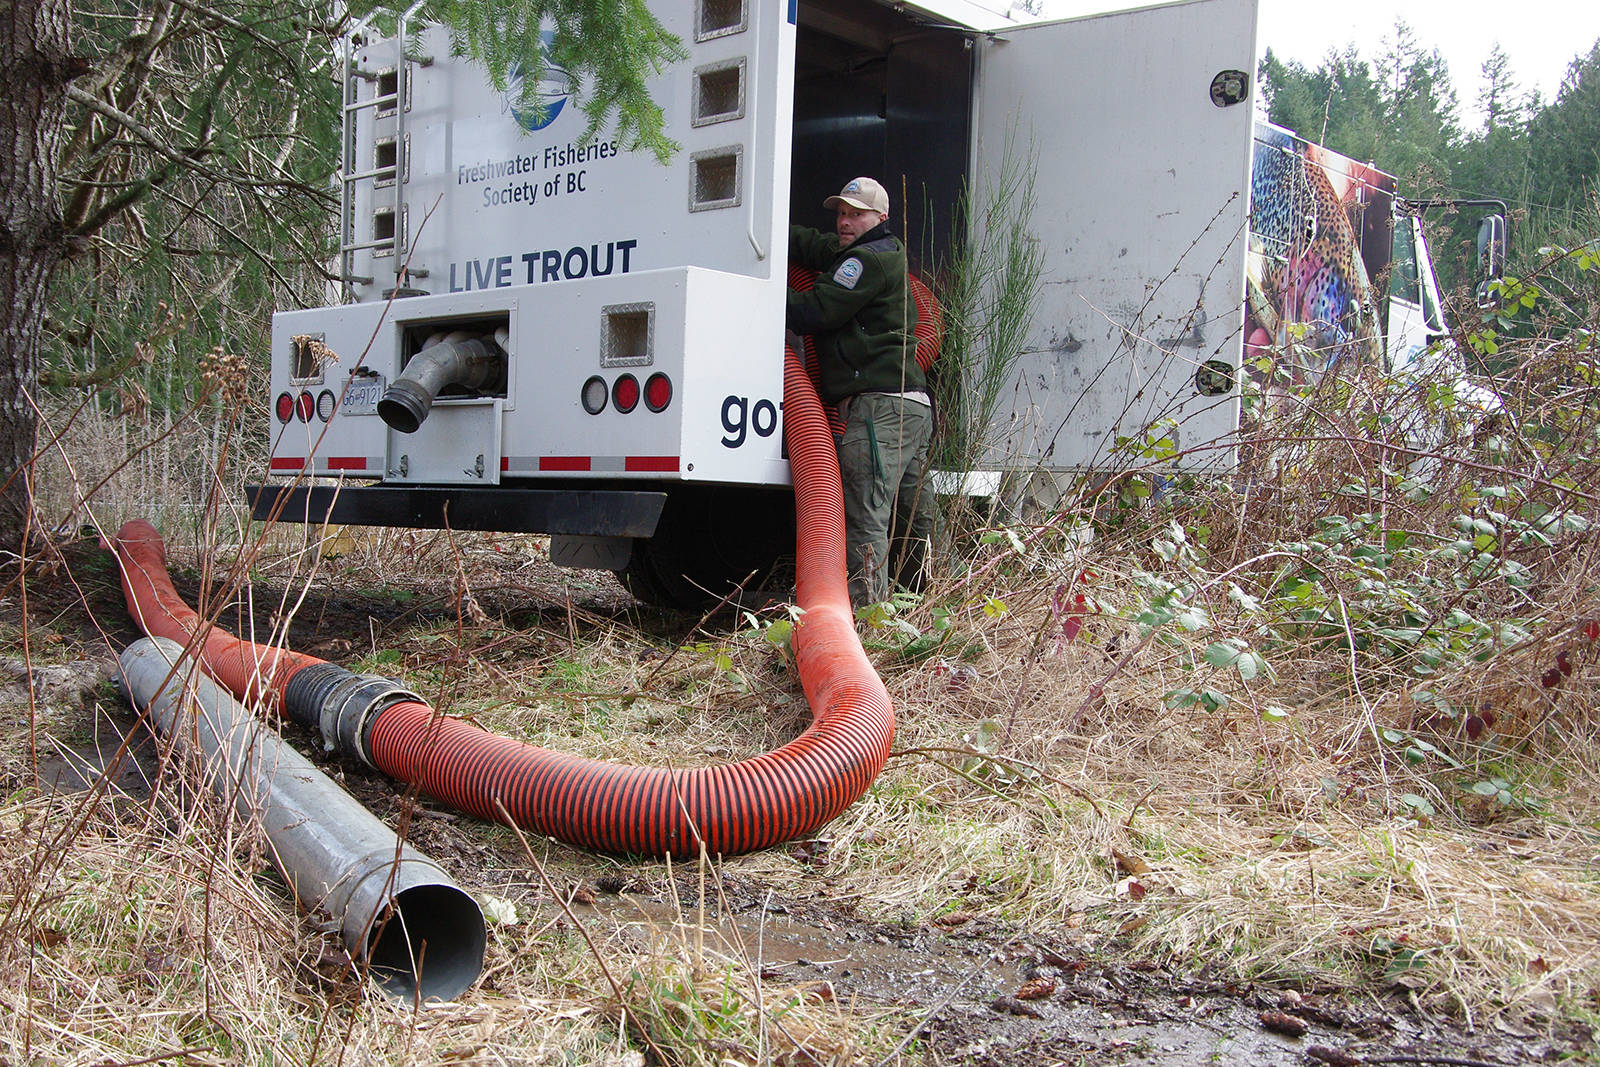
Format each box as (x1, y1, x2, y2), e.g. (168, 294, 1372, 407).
(246, 484, 666, 537)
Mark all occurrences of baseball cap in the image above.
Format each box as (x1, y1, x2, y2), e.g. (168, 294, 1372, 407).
(824, 176, 890, 215)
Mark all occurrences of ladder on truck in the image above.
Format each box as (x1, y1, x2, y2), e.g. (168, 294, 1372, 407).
(336, 2, 431, 301)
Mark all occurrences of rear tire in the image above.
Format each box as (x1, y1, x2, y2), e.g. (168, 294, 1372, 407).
(620, 486, 794, 611)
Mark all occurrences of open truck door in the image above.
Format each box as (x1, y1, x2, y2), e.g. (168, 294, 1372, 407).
(968, 0, 1258, 473)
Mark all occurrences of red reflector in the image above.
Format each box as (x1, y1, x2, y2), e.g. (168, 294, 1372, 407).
(275, 393, 294, 423)
(270, 457, 305, 471)
(613, 374, 640, 413)
(540, 456, 592, 471)
(296, 391, 314, 421)
(625, 456, 680, 472)
(644, 373, 672, 412)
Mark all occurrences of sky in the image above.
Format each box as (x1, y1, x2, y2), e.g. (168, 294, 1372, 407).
(1256, 0, 1598, 126)
(1002, 0, 1600, 129)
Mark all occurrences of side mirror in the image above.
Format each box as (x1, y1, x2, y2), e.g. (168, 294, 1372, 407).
(1475, 214, 1506, 308)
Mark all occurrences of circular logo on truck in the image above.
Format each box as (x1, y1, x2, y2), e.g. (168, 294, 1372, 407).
(506, 59, 574, 131)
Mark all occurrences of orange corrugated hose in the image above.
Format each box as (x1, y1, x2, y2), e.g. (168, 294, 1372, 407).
(789, 266, 944, 438)
(109, 344, 902, 857)
(112, 519, 322, 704)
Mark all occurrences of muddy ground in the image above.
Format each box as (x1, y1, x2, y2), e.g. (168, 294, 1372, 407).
(3, 536, 1592, 1066)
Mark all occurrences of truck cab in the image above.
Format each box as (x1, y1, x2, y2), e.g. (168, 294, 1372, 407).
(1245, 123, 1505, 448)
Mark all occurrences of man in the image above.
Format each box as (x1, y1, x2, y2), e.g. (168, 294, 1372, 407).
(787, 176, 935, 607)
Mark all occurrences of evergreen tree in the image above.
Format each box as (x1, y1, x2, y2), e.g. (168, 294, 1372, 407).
(1531, 40, 1600, 215)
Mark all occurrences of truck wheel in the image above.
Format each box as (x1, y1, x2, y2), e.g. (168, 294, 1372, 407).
(620, 486, 793, 611)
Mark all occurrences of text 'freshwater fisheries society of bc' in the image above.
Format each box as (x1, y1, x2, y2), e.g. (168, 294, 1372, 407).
(450, 140, 639, 292)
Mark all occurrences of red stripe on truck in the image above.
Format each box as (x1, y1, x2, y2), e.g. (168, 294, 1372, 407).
(540, 457, 592, 471)
(626, 456, 680, 472)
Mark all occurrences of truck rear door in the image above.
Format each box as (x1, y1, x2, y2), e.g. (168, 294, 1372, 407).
(970, 0, 1258, 472)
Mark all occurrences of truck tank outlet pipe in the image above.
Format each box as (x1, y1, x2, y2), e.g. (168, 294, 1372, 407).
(377, 328, 505, 434)
(109, 344, 894, 857)
(117, 637, 486, 1003)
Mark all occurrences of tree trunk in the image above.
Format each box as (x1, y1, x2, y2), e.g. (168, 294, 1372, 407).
(0, 0, 72, 554)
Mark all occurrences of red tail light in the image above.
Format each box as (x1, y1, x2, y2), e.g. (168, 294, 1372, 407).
(644, 373, 672, 412)
(613, 374, 640, 413)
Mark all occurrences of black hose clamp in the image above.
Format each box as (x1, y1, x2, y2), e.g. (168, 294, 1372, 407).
(283, 662, 353, 731)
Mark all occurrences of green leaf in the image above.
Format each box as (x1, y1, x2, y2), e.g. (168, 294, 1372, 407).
(1203, 641, 1241, 669)
(1399, 793, 1435, 818)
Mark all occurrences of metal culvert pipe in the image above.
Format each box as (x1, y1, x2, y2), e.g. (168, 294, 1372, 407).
(117, 637, 486, 1002)
(378, 328, 505, 433)
(108, 344, 895, 858)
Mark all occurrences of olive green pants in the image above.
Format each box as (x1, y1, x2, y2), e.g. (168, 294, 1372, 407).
(836, 392, 936, 606)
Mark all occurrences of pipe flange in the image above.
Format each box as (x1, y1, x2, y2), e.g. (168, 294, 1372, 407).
(315, 670, 370, 754)
(331, 675, 422, 768)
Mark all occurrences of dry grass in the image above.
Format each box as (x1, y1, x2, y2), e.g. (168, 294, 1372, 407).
(7, 315, 1600, 1060)
(0, 754, 874, 1066)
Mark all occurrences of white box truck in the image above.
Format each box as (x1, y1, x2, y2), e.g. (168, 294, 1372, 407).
(253, 0, 1502, 606)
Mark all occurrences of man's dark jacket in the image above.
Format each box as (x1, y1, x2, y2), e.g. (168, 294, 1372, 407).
(787, 222, 923, 404)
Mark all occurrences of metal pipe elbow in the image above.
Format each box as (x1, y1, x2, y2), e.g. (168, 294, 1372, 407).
(377, 330, 502, 434)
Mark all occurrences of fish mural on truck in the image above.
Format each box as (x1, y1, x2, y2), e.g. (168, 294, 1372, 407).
(1246, 124, 1396, 386)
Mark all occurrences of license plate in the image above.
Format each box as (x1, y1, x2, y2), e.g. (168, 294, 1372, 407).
(339, 375, 384, 416)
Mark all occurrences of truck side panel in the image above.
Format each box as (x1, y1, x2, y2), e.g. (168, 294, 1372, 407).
(971, 0, 1258, 472)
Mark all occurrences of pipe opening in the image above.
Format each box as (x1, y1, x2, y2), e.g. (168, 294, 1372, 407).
(366, 883, 487, 1003)
(378, 318, 508, 433)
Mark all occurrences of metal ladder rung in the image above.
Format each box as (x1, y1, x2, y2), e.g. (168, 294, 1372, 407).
(341, 166, 396, 183)
(344, 93, 399, 115)
(341, 238, 396, 254)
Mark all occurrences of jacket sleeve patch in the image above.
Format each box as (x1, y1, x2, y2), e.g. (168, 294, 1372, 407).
(833, 257, 865, 290)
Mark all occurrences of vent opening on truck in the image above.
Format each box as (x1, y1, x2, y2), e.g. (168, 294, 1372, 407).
(696, 0, 746, 41)
(791, 0, 973, 273)
(372, 207, 397, 254)
(692, 60, 746, 126)
(602, 304, 655, 367)
(289, 334, 327, 384)
(375, 67, 411, 117)
(690, 148, 742, 211)
(375, 136, 400, 186)
(398, 313, 510, 402)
